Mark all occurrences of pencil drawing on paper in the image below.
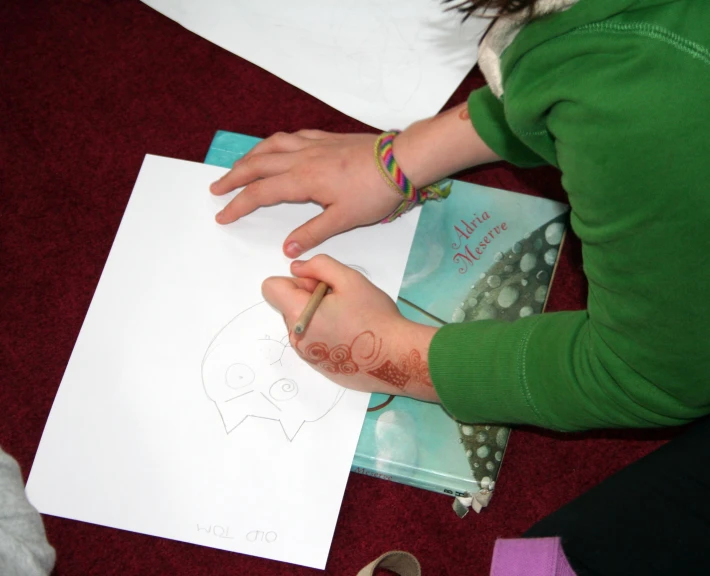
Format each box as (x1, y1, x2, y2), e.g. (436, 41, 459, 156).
(201, 301, 345, 441)
(346, 264, 370, 278)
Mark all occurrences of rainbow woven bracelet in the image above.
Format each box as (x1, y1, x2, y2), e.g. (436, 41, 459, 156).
(374, 130, 452, 223)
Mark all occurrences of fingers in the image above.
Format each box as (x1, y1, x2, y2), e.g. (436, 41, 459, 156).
(261, 277, 308, 322)
(238, 132, 309, 163)
(294, 129, 331, 140)
(291, 276, 323, 293)
(261, 276, 323, 320)
(210, 151, 303, 197)
(210, 130, 332, 196)
(290, 255, 362, 292)
(283, 209, 350, 258)
(216, 173, 308, 224)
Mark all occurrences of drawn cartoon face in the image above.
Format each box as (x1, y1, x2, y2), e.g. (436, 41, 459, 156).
(202, 302, 345, 440)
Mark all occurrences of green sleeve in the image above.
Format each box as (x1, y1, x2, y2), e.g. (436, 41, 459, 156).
(430, 27, 710, 432)
(467, 86, 547, 168)
(429, 310, 706, 432)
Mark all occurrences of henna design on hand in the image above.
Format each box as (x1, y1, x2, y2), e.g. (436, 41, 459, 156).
(299, 331, 382, 375)
(396, 350, 433, 387)
(367, 360, 410, 389)
(302, 342, 360, 375)
(297, 331, 432, 390)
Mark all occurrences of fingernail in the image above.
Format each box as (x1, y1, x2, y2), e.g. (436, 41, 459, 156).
(292, 259, 305, 267)
(285, 241, 302, 257)
(215, 210, 224, 223)
(210, 181, 219, 192)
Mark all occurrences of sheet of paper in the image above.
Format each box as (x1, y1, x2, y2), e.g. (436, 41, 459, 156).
(140, 0, 489, 130)
(26, 155, 419, 569)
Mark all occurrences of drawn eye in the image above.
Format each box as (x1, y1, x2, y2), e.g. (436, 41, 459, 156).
(269, 379, 298, 402)
(225, 363, 255, 390)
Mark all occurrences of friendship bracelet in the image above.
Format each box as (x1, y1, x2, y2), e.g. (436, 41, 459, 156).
(374, 130, 452, 223)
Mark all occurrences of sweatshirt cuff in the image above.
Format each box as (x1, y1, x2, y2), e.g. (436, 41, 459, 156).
(468, 86, 547, 168)
(428, 316, 547, 426)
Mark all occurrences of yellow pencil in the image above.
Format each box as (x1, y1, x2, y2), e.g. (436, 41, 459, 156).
(293, 281, 329, 334)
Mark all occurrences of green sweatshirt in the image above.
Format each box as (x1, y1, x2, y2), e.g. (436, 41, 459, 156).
(429, 0, 710, 431)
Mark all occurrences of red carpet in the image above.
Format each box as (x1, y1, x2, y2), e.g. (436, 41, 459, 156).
(1, 2, 678, 574)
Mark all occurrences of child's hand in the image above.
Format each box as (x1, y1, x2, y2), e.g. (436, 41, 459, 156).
(210, 131, 402, 258)
(261, 255, 440, 402)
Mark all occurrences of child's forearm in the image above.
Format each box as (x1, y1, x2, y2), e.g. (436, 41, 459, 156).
(392, 102, 502, 188)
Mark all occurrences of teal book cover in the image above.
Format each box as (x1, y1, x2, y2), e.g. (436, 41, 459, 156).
(204, 130, 569, 506)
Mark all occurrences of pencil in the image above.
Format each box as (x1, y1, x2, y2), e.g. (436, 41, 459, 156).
(293, 281, 329, 334)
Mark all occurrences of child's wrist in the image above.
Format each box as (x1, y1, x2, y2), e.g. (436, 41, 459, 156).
(392, 127, 428, 188)
(390, 319, 439, 402)
(373, 130, 452, 222)
(392, 103, 502, 183)
(392, 114, 463, 187)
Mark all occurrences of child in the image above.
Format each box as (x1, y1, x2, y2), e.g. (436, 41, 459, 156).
(211, 0, 709, 434)
(208, 1, 710, 573)
(210, 0, 709, 434)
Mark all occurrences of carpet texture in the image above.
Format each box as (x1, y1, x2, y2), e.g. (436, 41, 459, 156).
(1, 1, 678, 575)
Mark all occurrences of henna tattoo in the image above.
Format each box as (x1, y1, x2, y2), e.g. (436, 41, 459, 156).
(302, 341, 360, 375)
(396, 349, 433, 387)
(366, 350, 433, 389)
(367, 360, 410, 389)
(297, 331, 432, 389)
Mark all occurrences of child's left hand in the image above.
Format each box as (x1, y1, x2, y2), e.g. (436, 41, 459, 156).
(261, 255, 440, 403)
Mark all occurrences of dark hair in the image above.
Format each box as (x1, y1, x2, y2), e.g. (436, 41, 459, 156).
(442, 0, 539, 20)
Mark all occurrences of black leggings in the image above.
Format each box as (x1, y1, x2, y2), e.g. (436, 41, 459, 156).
(525, 417, 710, 576)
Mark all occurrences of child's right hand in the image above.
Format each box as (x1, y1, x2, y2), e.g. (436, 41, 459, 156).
(262, 255, 440, 403)
(210, 130, 403, 258)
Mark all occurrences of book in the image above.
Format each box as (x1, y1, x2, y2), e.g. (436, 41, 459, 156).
(205, 130, 569, 511)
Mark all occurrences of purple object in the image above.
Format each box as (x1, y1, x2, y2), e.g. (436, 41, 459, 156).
(490, 538, 577, 576)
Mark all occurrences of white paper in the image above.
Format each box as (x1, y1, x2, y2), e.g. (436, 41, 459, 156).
(140, 0, 489, 130)
(26, 155, 419, 569)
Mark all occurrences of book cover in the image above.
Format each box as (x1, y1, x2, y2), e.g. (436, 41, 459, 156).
(204, 130, 569, 508)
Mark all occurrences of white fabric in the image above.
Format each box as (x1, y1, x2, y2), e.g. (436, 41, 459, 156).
(0, 447, 55, 576)
(477, 0, 581, 97)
